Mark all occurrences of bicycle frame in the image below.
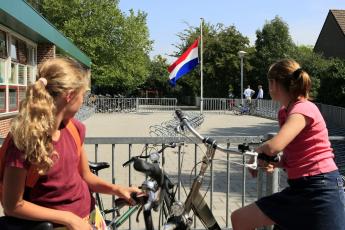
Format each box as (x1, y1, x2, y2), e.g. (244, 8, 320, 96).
(161, 110, 260, 230)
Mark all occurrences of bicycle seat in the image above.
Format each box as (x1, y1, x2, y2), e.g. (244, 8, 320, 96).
(89, 161, 110, 172)
(0, 216, 53, 230)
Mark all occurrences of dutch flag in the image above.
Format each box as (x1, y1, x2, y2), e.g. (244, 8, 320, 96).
(168, 38, 199, 86)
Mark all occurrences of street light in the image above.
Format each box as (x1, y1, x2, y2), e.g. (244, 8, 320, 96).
(238, 50, 247, 105)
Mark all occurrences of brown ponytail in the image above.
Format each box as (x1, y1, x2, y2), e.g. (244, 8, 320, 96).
(267, 59, 312, 100)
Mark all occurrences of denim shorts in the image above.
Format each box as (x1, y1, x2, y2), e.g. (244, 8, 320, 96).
(256, 170, 345, 230)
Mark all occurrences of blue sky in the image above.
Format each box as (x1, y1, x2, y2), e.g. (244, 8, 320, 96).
(119, 0, 345, 63)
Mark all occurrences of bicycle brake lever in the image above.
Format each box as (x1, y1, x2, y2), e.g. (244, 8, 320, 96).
(244, 150, 258, 170)
(122, 157, 138, 167)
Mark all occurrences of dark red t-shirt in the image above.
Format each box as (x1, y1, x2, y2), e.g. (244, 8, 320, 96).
(5, 119, 93, 218)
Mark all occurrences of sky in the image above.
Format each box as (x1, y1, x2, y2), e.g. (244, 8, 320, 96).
(119, 0, 345, 63)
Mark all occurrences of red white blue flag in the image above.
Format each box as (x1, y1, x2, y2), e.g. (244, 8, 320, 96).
(168, 38, 199, 86)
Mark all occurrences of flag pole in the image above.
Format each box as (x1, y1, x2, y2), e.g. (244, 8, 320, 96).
(200, 17, 204, 114)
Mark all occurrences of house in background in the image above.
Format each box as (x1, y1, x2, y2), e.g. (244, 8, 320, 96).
(314, 9, 345, 59)
(0, 0, 91, 136)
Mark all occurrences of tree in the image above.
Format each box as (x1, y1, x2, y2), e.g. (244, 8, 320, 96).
(27, 0, 152, 95)
(251, 16, 296, 96)
(318, 58, 345, 107)
(139, 55, 175, 97)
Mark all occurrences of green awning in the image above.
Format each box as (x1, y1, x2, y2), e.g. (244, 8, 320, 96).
(0, 0, 91, 67)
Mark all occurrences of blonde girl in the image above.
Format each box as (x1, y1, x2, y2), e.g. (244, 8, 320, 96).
(2, 57, 139, 230)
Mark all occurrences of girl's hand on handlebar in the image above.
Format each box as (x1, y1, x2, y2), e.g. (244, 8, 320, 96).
(258, 159, 276, 173)
(114, 185, 144, 206)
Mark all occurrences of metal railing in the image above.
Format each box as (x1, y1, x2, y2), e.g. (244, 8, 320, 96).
(82, 95, 345, 128)
(84, 135, 263, 230)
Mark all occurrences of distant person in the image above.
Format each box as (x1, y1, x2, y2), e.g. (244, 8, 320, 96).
(243, 85, 255, 104)
(228, 91, 235, 108)
(256, 85, 264, 99)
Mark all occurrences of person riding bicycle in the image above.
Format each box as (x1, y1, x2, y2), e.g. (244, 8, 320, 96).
(231, 59, 345, 230)
(1, 57, 140, 230)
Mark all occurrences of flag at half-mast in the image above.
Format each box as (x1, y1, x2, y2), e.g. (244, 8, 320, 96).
(168, 38, 199, 86)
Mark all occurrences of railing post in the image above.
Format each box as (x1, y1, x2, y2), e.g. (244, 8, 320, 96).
(262, 133, 279, 230)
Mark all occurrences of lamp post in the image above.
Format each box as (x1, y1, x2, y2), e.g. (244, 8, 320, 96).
(238, 50, 247, 105)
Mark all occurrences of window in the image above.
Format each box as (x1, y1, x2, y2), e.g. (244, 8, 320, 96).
(27, 66, 33, 85)
(0, 31, 37, 114)
(0, 59, 5, 84)
(0, 31, 7, 59)
(10, 37, 17, 61)
(27, 46, 36, 66)
(18, 64, 25, 85)
(10, 63, 17, 84)
(18, 86, 26, 104)
(11, 37, 27, 64)
(9, 86, 18, 111)
(0, 86, 5, 112)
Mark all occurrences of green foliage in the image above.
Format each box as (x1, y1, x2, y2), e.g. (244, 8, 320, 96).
(28, 0, 152, 95)
(251, 16, 296, 95)
(140, 55, 176, 97)
(290, 45, 327, 100)
(317, 58, 345, 107)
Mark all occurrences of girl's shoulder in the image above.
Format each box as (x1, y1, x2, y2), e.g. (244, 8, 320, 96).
(69, 118, 86, 142)
(290, 100, 322, 123)
(5, 138, 30, 169)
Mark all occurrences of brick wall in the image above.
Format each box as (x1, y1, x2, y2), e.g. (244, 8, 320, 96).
(37, 43, 55, 64)
(0, 116, 13, 137)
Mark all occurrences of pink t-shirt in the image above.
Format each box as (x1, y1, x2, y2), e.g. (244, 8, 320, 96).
(5, 119, 93, 218)
(278, 100, 337, 179)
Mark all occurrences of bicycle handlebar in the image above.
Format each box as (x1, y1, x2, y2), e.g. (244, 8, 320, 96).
(175, 109, 280, 169)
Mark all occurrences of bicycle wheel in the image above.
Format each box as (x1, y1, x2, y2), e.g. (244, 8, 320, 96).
(232, 106, 242, 115)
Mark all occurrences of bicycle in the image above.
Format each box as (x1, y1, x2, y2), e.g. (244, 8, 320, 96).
(113, 110, 278, 230)
(156, 110, 279, 229)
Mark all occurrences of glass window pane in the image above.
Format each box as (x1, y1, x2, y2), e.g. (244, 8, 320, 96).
(17, 40, 27, 64)
(9, 88, 17, 110)
(10, 38, 17, 60)
(27, 66, 33, 85)
(18, 64, 25, 85)
(10, 63, 17, 84)
(27, 46, 35, 66)
(0, 59, 5, 84)
(0, 88, 5, 111)
(19, 87, 26, 103)
(0, 31, 7, 59)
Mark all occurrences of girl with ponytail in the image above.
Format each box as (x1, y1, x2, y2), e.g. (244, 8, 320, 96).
(231, 59, 345, 230)
(2, 57, 140, 230)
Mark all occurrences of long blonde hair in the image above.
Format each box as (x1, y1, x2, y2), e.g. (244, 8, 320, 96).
(267, 59, 312, 100)
(10, 57, 89, 174)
